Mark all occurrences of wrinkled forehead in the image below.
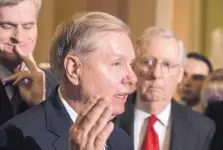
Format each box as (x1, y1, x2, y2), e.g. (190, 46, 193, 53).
(184, 58, 209, 76)
(138, 37, 180, 63)
(91, 32, 135, 61)
(0, 0, 37, 19)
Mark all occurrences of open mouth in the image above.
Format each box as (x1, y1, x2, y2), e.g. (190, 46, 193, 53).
(115, 93, 128, 100)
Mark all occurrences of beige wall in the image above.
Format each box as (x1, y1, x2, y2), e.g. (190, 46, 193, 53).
(35, 0, 218, 66)
(34, 0, 156, 64)
(34, 0, 55, 63)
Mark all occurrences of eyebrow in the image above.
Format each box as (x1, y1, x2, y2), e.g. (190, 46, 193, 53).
(0, 21, 16, 26)
(0, 21, 35, 26)
(141, 57, 177, 63)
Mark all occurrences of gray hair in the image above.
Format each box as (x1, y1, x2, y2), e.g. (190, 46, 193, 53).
(135, 27, 186, 65)
(0, 0, 42, 15)
(50, 11, 130, 79)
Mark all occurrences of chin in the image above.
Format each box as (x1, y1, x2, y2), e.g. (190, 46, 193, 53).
(2, 55, 21, 66)
(112, 106, 125, 116)
(143, 94, 163, 102)
(109, 115, 116, 121)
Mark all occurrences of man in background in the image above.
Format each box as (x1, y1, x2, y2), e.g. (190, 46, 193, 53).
(174, 52, 213, 112)
(0, 0, 57, 125)
(115, 27, 215, 150)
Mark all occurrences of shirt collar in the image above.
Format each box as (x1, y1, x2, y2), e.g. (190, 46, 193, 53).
(0, 65, 29, 85)
(0, 65, 13, 85)
(58, 86, 78, 122)
(134, 102, 171, 127)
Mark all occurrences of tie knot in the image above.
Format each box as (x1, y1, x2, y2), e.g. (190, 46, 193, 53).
(149, 115, 157, 126)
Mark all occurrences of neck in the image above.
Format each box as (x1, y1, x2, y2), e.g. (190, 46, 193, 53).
(173, 91, 185, 105)
(135, 93, 170, 115)
(59, 84, 86, 114)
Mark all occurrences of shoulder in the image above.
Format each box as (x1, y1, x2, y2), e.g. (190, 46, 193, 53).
(1, 100, 47, 132)
(173, 101, 215, 132)
(109, 126, 133, 150)
(0, 101, 48, 149)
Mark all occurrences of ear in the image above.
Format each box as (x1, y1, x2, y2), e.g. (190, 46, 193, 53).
(177, 66, 184, 83)
(64, 55, 82, 85)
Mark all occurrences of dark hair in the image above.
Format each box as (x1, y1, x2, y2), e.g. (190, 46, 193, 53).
(187, 52, 213, 73)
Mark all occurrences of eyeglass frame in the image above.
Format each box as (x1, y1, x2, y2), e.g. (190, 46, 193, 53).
(138, 58, 181, 73)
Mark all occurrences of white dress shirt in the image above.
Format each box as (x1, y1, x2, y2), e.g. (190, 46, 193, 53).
(134, 102, 171, 150)
(58, 87, 78, 122)
(58, 87, 107, 150)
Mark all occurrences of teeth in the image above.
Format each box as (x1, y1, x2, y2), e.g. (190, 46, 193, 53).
(117, 94, 127, 98)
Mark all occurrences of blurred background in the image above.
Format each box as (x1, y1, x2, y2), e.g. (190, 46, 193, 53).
(35, 0, 223, 69)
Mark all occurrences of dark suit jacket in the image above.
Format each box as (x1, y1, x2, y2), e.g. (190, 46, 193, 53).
(115, 93, 215, 150)
(205, 101, 223, 150)
(0, 88, 133, 150)
(0, 69, 58, 125)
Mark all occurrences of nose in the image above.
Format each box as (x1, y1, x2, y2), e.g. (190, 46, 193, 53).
(121, 65, 137, 86)
(151, 63, 163, 79)
(10, 27, 23, 44)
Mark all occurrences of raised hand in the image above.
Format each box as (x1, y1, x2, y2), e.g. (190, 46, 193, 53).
(4, 46, 46, 105)
(69, 95, 114, 150)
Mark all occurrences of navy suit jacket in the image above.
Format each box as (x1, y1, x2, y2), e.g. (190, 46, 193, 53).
(205, 101, 223, 150)
(0, 88, 133, 150)
(0, 68, 58, 125)
(115, 92, 215, 150)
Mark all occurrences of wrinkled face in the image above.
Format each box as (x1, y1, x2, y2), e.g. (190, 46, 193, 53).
(177, 58, 209, 101)
(134, 37, 183, 103)
(78, 32, 137, 116)
(0, 0, 37, 66)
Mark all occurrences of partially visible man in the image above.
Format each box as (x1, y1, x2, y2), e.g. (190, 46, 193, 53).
(0, 12, 137, 150)
(0, 0, 57, 125)
(115, 27, 215, 150)
(174, 52, 213, 112)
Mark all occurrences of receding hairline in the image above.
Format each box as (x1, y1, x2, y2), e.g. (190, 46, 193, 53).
(135, 27, 186, 64)
(50, 11, 130, 79)
(135, 36, 180, 56)
(0, 0, 41, 14)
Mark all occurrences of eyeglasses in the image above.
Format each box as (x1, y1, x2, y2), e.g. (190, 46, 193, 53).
(141, 58, 180, 73)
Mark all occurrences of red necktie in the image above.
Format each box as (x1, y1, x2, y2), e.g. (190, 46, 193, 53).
(141, 115, 159, 150)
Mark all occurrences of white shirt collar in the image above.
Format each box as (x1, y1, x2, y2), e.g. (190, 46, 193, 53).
(58, 87, 78, 122)
(58, 87, 107, 150)
(134, 102, 171, 127)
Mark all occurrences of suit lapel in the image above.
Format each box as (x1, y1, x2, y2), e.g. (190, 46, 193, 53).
(0, 79, 13, 125)
(43, 87, 73, 150)
(123, 104, 135, 139)
(170, 101, 196, 150)
(106, 136, 114, 150)
(117, 93, 136, 141)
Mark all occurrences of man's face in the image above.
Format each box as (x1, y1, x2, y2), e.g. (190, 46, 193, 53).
(134, 37, 183, 103)
(0, 0, 37, 66)
(177, 58, 209, 102)
(78, 32, 137, 117)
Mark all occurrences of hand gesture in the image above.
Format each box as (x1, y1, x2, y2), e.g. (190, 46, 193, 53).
(69, 96, 114, 150)
(4, 46, 46, 105)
